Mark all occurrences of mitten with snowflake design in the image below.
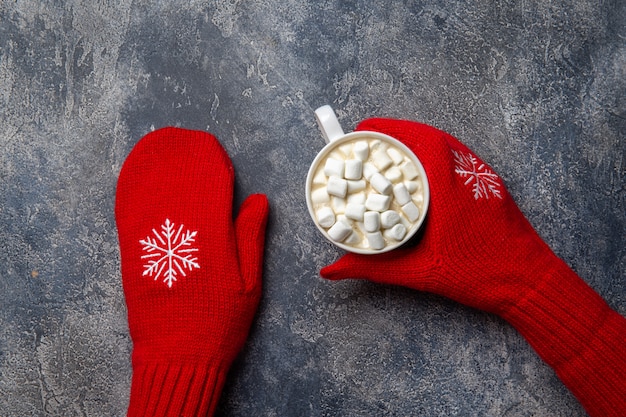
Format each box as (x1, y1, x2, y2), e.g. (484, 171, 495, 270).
(321, 118, 626, 417)
(115, 127, 269, 417)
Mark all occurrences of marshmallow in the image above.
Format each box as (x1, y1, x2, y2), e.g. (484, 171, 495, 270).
(372, 148, 393, 170)
(313, 170, 327, 186)
(384, 223, 407, 241)
(402, 201, 420, 222)
(327, 221, 352, 242)
(316, 207, 335, 228)
(363, 211, 380, 232)
(345, 159, 363, 180)
(338, 142, 353, 157)
(347, 191, 366, 205)
(367, 232, 385, 250)
(331, 196, 346, 214)
(370, 173, 392, 195)
(404, 180, 419, 193)
(344, 231, 361, 245)
(384, 166, 402, 183)
(347, 179, 366, 193)
(387, 147, 404, 165)
(327, 176, 348, 198)
(399, 161, 418, 180)
(362, 162, 379, 181)
(355, 220, 368, 235)
(353, 141, 369, 160)
(345, 203, 366, 221)
(365, 193, 391, 212)
(324, 158, 344, 178)
(399, 215, 411, 229)
(393, 183, 411, 205)
(380, 210, 401, 228)
(336, 214, 349, 224)
(311, 187, 330, 204)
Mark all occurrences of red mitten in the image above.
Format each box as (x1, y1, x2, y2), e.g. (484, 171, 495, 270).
(321, 118, 626, 417)
(115, 127, 269, 416)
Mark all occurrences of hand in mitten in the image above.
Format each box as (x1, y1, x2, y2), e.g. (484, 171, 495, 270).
(115, 127, 269, 417)
(321, 118, 625, 417)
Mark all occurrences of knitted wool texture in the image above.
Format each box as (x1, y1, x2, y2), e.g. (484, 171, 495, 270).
(321, 118, 626, 417)
(116, 127, 269, 416)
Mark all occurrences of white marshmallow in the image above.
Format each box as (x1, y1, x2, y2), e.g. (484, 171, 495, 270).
(311, 187, 330, 204)
(331, 196, 346, 214)
(372, 148, 393, 170)
(328, 221, 352, 242)
(327, 176, 347, 198)
(402, 201, 420, 222)
(384, 166, 403, 183)
(363, 211, 380, 232)
(404, 180, 419, 193)
(384, 223, 407, 241)
(347, 179, 366, 193)
(347, 191, 366, 205)
(412, 194, 424, 205)
(344, 159, 363, 180)
(387, 147, 404, 165)
(338, 142, 353, 157)
(362, 162, 379, 181)
(353, 141, 369, 160)
(316, 207, 336, 228)
(324, 158, 344, 178)
(336, 214, 349, 224)
(393, 183, 411, 205)
(399, 161, 419, 180)
(355, 220, 368, 235)
(344, 231, 361, 245)
(365, 193, 391, 212)
(370, 173, 392, 195)
(399, 215, 411, 229)
(367, 232, 385, 250)
(345, 203, 366, 221)
(380, 210, 401, 228)
(313, 170, 327, 186)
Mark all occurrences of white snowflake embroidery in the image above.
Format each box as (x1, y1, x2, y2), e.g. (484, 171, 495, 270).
(139, 219, 200, 288)
(452, 150, 503, 200)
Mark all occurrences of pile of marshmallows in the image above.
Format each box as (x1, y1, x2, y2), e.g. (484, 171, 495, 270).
(309, 137, 426, 251)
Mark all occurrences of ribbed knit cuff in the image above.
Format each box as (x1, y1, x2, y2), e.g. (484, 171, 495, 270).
(127, 361, 229, 417)
(502, 257, 626, 417)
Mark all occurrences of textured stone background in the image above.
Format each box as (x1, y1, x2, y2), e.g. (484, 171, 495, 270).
(0, 1, 624, 416)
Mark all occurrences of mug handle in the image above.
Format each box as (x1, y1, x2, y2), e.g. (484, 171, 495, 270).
(315, 105, 345, 144)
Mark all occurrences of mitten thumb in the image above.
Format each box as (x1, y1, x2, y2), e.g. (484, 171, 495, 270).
(320, 253, 382, 281)
(320, 241, 442, 291)
(235, 194, 270, 291)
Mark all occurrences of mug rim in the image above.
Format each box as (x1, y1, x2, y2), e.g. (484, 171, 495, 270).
(305, 130, 430, 254)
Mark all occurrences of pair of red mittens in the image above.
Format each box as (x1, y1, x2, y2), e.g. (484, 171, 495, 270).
(116, 120, 625, 417)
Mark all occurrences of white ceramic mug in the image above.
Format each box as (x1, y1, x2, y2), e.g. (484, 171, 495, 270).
(306, 105, 430, 254)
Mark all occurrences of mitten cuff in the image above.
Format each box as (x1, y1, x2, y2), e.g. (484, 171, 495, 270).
(502, 257, 626, 417)
(127, 361, 229, 417)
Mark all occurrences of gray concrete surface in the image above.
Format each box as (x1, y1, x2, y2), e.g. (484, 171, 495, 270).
(0, 1, 624, 416)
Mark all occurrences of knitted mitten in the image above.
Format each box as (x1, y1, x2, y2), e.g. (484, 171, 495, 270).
(321, 118, 626, 417)
(115, 127, 269, 416)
